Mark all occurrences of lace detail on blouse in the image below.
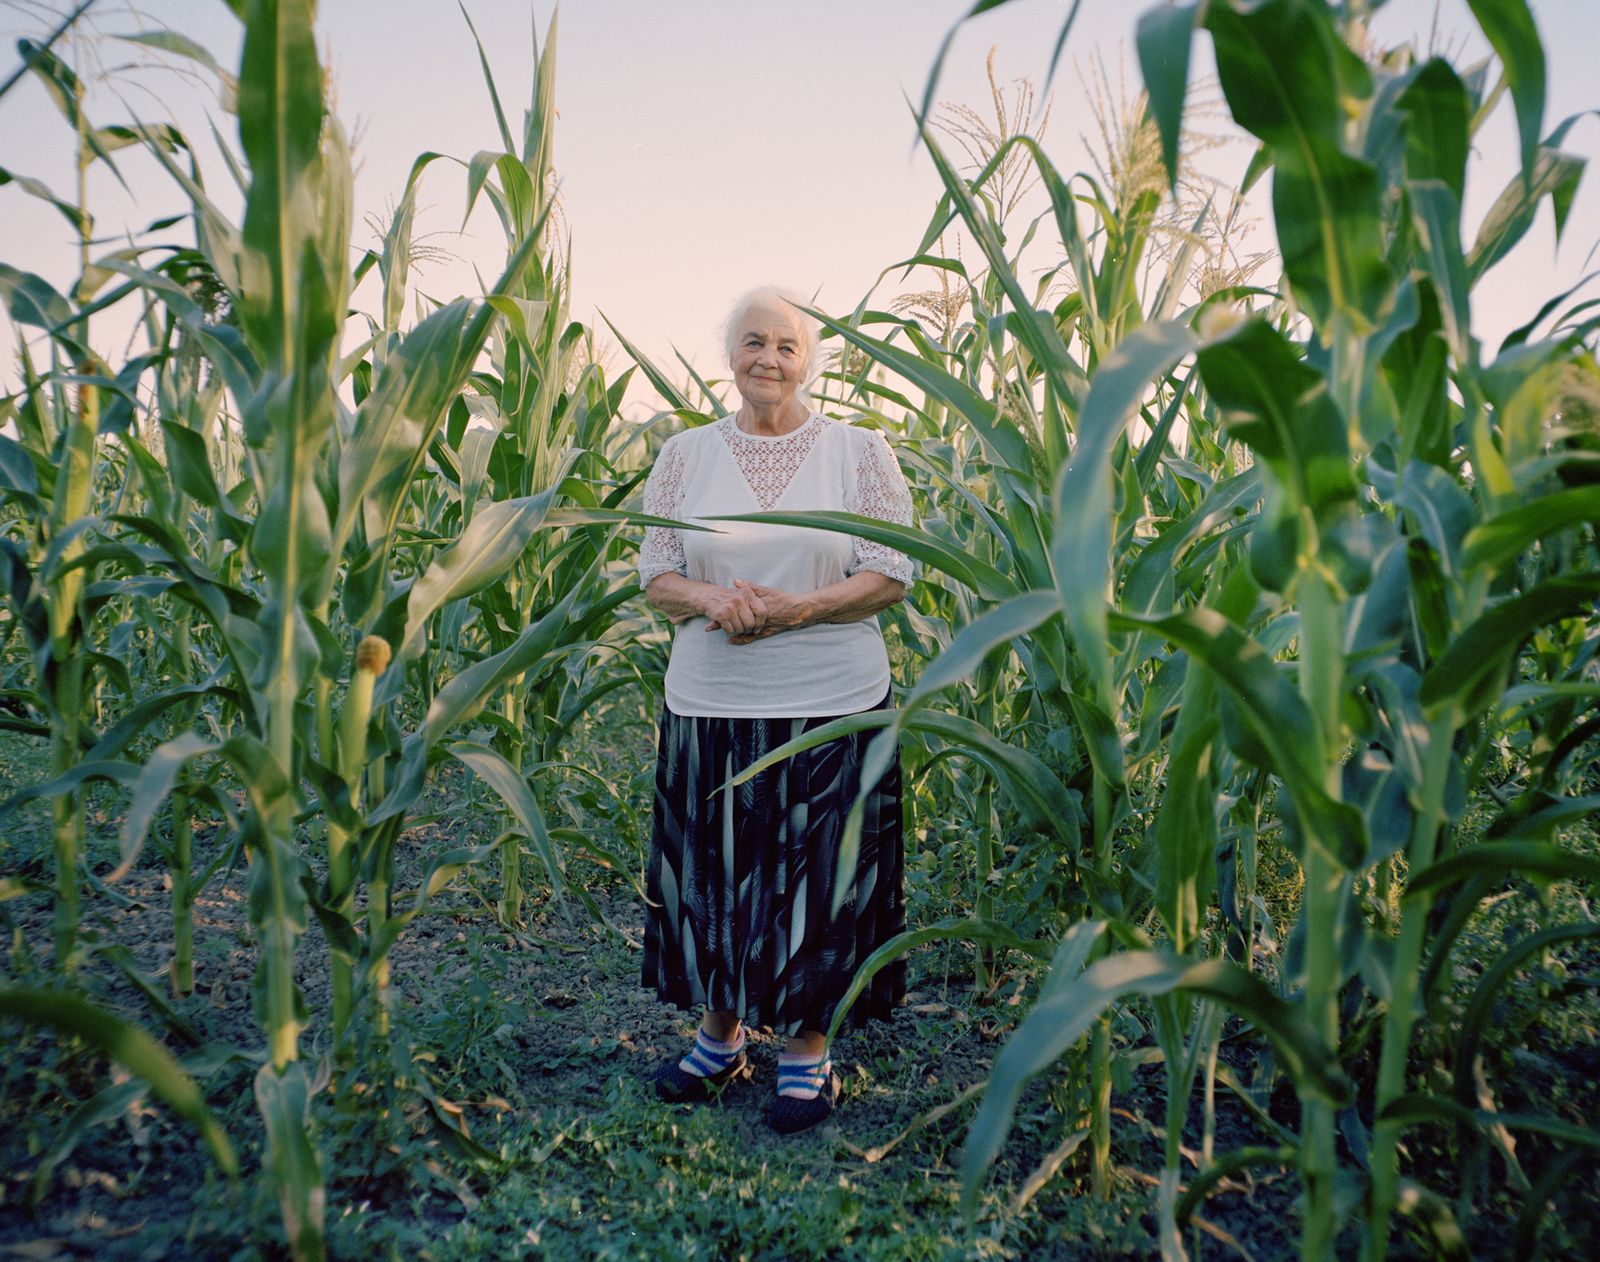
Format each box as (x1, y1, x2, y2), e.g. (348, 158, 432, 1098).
(636, 415, 915, 589)
(850, 432, 915, 586)
(638, 435, 688, 587)
(715, 414, 826, 509)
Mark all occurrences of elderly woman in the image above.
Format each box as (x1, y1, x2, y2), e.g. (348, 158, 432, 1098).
(637, 286, 915, 1134)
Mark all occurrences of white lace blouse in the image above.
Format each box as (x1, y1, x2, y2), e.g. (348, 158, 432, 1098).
(637, 412, 915, 718)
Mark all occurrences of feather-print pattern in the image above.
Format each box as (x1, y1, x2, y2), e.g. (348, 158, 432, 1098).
(641, 693, 905, 1036)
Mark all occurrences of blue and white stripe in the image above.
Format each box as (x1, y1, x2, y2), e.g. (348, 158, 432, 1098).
(679, 1027, 744, 1078)
(776, 1051, 831, 1100)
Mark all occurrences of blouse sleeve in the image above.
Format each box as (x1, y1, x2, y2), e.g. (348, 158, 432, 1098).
(637, 434, 688, 588)
(848, 430, 915, 586)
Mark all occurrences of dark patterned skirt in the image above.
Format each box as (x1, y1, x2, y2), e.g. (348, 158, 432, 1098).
(642, 692, 905, 1036)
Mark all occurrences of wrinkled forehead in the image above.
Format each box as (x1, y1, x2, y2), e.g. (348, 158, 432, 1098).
(735, 301, 803, 341)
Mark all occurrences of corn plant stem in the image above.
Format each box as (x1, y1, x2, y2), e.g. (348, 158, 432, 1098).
(263, 460, 306, 1071)
(315, 677, 334, 773)
(1202, 1014, 1220, 1166)
(1159, 999, 1222, 1259)
(498, 689, 525, 926)
(369, 740, 393, 1036)
(973, 781, 997, 988)
(1089, 770, 1115, 1200)
(47, 402, 97, 974)
(44, 76, 99, 975)
(169, 600, 197, 997)
(47, 672, 85, 973)
(369, 866, 391, 1037)
(327, 818, 352, 1043)
(330, 647, 380, 1046)
(171, 790, 195, 996)
(1296, 568, 1344, 1262)
(1364, 710, 1458, 1262)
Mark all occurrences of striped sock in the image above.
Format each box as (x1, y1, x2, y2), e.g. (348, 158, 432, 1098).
(678, 1026, 745, 1079)
(776, 1050, 831, 1100)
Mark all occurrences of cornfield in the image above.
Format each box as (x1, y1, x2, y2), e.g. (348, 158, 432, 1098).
(1, 0, 1595, 1259)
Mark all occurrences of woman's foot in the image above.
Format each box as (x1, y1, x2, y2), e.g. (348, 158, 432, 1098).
(766, 1048, 839, 1134)
(655, 1023, 749, 1103)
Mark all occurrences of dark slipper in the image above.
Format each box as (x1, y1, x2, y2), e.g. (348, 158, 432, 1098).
(766, 1071, 842, 1135)
(654, 1052, 749, 1103)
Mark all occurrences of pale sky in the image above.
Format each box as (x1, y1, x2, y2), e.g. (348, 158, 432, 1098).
(3, 0, 1598, 414)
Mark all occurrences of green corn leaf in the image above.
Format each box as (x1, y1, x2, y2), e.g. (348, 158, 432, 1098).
(1174, 1146, 1298, 1229)
(29, 1051, 249, 1204)
(1367, 458, 1474, 576)
(541, 506, 711, 533)
(0, 989, 237, 1177)
(1468, 146, 1586, 282)
(1406, 181, 1472, 366)
(112, 732, 218, 881)
(1195, 319, 1357, 516)
(458, 1, 517, 155)
(1404, 840, 1600, 900)
(399, 491, 558, 662)
(897, 710, 1084, 839)
(113, 29, 238, 103)
(1154, 684, 1220, 952)
(726, 706, 1078, 848)
(235, 0, 329, 366)
(1452, 921, 1600, 1115)
(1498, 792, 1600, 841)
(918, 132, 1084, 409)
(1070, 692, 1128, 793)
(88, 122, 186, 159)
(1121, 468, 1263, 617)
(1460, 485, 1600, 575)
(1111, 606, 1366, 868)
(1465, 0, 1545, 181)
(0, 760, 140, 820)
(961, 951, 1349, 1216)
(915, 0, 1023, 135)
(825, 918, 1050, 1044)
(421, 576, 585, 746)
(707, 510, 1015, 601)
(159, 419, 223, 509)
(444, 741, 564, 901)
(1379, 1094, 1600, 1153)
(0, 432, 40, 498)
(0, 264, 77, 340)
(1420, 575, 1600, 716)
(601, 314, 699, 415)
(1397, 59, 1471, 204)
(801, 304, 1029, 474)
(1054, 319, 1196, 703)
(1205, 0, 1389, 330)
(253, 1062, 323, 1261)
(901, 591, 1062, 713)
(0, 166, 88, 234)
(360, 843, 505, 967)
(1136, 3, 1198, 192)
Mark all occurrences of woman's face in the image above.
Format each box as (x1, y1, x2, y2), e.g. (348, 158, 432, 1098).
(730, 304, 806, 409)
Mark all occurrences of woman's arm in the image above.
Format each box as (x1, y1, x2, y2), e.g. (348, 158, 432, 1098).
(723, 571, 905, 644)
(645, 572, 770, 636)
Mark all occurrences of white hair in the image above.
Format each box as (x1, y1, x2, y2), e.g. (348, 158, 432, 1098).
(722, 285, 823, 397)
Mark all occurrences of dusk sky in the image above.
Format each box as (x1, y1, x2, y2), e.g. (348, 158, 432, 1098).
(3, 0, 1597, 410)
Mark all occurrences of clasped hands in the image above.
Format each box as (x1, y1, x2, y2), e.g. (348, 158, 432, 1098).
(703, 578, 813, 644)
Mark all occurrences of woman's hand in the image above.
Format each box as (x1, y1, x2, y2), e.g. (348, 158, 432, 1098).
(702, 579, 770, 637)
(722, 580, 813, 644)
